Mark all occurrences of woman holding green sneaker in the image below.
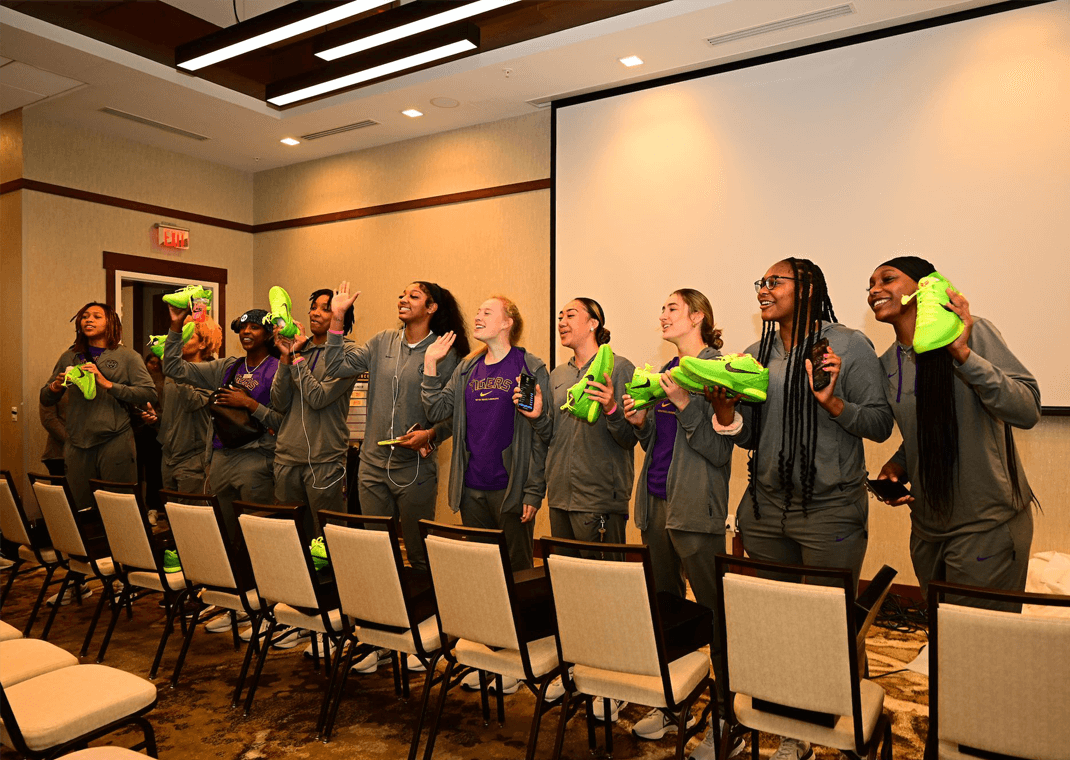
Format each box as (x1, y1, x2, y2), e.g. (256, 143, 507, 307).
(867, 256, 1039, 609)
(41, 302, 156, 511)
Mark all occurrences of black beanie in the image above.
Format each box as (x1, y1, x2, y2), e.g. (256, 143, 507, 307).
(880, 256, 936, 284)
(231, 309, 269, 333)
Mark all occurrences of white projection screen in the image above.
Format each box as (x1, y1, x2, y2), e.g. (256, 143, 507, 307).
(555, 1, 1070, 408)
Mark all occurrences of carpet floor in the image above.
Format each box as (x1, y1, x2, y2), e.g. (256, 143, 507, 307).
(1, 566, 929, 760)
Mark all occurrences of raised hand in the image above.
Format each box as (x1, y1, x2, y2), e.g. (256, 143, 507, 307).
(331, 281, 360, 319)
(424, 331, 456, 375)
(168, 303, 192, 331)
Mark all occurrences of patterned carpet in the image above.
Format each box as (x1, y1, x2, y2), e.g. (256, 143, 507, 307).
(0, 566, 928, 760)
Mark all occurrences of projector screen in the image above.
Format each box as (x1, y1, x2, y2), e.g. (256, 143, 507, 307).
(555, 1, 1070, 408)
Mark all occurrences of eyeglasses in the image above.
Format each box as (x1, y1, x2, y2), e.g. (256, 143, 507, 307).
(754, 276, 796, 293)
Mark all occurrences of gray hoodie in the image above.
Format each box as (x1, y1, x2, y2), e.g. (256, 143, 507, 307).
(158, 378, 211, 467)
(422, 349, 550, 515)
(271, 340, 358, 467)
(735, 322, 893, 513)
(41, 345, 156, 449)
(882, 317, 1041, 542)
(532, 353, 638, 516)
(634, 347, 734, 534)
(323, 329, 457, 471)
(161, 329, 281, 454)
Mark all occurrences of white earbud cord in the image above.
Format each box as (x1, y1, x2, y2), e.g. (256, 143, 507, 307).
(386, 327, 432, 489)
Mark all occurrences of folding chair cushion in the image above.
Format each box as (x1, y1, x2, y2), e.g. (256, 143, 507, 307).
(0, 620, 21, 641)
(127, 569, 186, 593)
(0, 664, 157, 752)
(356, 615, 441, 656)
(733, 678, 885, 751)
(274, 604, 343, 634)
(573, 650, 709, 708)
(454, 634, 559, 681)
(68, 558, 116, 578)
(201, 588, 261, 612)
(19, 545, 57, 564)
(0, 639, 79, 687)
(58, 747, 152, 759)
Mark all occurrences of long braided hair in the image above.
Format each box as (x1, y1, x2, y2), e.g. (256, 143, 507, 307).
(746, 258, 837, 518)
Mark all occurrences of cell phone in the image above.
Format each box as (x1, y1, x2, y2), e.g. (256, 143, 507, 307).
(809, 337, 831, 392)
(378, 438, 403, 446)
(517, 373, 537, 412)
(866, 478, 911, 502)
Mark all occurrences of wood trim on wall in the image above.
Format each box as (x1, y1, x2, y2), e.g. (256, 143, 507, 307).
(1, 176, 551, 234)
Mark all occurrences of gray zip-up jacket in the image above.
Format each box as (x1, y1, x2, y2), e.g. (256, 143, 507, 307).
(272, 340, 358, 467)
(882, 317, 1041, 542)
(162, 329, 281, 454)
(734, 322, 893, 513)
(158, 378, 211, 467)
(41, 345, 156, 449)
(422, 349, 550, 515)
(634, 347, 733, 534)
(324, 329, 457, 471)
(530, 353, 638, 516)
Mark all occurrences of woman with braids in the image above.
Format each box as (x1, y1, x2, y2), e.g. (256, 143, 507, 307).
(710, 259, 892, 760)
(867, 256, 1039, 610)
(41, 302, 156, 511)
(622, 289, 735, 753)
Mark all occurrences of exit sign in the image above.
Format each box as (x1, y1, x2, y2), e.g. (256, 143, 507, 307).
(156, 224, 189, 250)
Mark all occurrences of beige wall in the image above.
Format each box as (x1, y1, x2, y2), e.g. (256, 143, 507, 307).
(1, 110, 24, 486)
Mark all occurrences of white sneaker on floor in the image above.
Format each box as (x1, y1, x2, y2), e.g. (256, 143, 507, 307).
(688, 719, 744, 760)
(590, 698, 626, 723)
(406, 654, 427, 672)
(238, 619, 266, 642)
(770, 738, 813, 760)
(303, 635, 337, 660)
(147, 510, 158, 527)
(460, 670, 520, 694)
(47, 584, 92, 606)
(633, 707, 697, 740)
(351, 649, 393, 674)
(544, 676, 566, 703)
(206, 609, 247, 633)
(272, 626, 311, 650)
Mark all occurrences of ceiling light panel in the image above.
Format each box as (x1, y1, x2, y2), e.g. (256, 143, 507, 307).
(267, 23, 479, 107)
(402, 108, 423, 117)
(176, 0, 392, 71)
(316, 0, 519, 61)
(281, 137, 300, 145)
(619, 55, 643, 67)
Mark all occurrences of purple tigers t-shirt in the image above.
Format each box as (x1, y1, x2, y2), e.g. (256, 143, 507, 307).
(212, 355, 279, 449)
(646, 357, 680, 500)
(464, 348, 525, 491)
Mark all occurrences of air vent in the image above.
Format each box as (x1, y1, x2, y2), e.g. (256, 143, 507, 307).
(300, 119, 380, 141)
(706, 4, 855, 47)
(99, 107, 209, 141)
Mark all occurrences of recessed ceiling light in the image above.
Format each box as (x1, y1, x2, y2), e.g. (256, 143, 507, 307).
(177, 0, 393, 71)
(316, 0, 519, 61)
(619, 55, 644, 67)
(280, 137, 300, 146)
(402, 109, 423, 118)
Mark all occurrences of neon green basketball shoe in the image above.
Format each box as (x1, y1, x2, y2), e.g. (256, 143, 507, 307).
(901, 272, 965, 353)
(625, 364, 667, 411)
(148, 322, 196, 359)
(561, 343, 614, 423)
(310, 537, 329, 571)
(163, 549, 182, 574)
(675, 354, 769, 402)
(162, 284, 212, 310)
(264, 286, 299, 339)
(62, 365, 96, 400)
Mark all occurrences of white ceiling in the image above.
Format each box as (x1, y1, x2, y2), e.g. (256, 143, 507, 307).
(0, 0, 997, 174)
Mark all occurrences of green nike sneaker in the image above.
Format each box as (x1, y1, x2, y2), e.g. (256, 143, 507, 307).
(148, 322, 196, 358)
(310, 537, 329, 571)
(901, 271, 964, 353)
(561, 343, 614, 423)
(676, 353, 770, 402)
(163, 549, 182, 574)
(162, 284, 212, 310)
(62, 365, 96, 400)
(625, 364, 667, 411)
(668, 365, 707, 393)
(264, 286, 299, 338)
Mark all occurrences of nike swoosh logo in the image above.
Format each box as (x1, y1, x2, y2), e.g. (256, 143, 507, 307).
(725, 362, 760, 375)
(835, 536, 846, 542)
(977, 555, 995, 562)
(631, 379, 652, 389)
(479, 391, 493, 397)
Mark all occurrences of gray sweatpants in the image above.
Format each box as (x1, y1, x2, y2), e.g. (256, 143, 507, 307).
(162, 455, 207, 494)
(275, 460, 346, 538)
(548, 508, 627, 560)
(459, 488, 534, 572)
(910, 505, 1032, 612)
(357, 460, 438, 572)
(737, 496, 869, 588)
(209, 447, 274, 539)
(641, 495, 685, 597)
(65, 433, 137, 511)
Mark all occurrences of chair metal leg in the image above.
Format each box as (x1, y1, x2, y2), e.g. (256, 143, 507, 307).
(230, 610, 241, 651)
(392, 649, 403, 696)
(324, 638, 362, 743)
(406, 652, 442, 760)
(585, 696, 596, 752)
(135, 716, 158, 757)
(495, 674, 505, 727)
(40, 572, 73, 640)
(0, 558, 24, 605)
(674, 705, 691, 760)
(80, 578, 115, 657)
(551, 689, 576, 760)
(421, 659, 456, 760)
(243, 618, 278, 717)
(315, 634, 346, 739)
(524, 676, 553, 760)
(479, 670, 491, 726)
(751, 730, 760, 760)
(150, 589, 187, 678)
(232, 613, 263, 707)
(602, 697, 613, 756)
(400, 651, 411, 699)
(23, 564, 57, 635)
(95, 581, 131, 662)
(171, 603, 202, 689)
